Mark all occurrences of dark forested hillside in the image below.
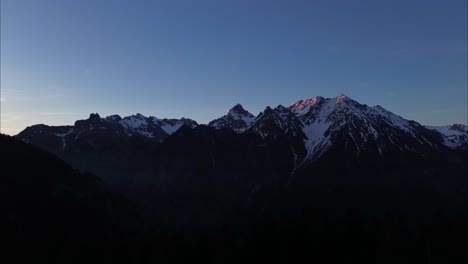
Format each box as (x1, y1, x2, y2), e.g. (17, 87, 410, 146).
(7, 126, 468, 263)
(0, 134, 141, 263)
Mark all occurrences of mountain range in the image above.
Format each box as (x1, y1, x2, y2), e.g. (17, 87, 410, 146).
(10, 94, 468, 262)
(17, 94, 468, 162)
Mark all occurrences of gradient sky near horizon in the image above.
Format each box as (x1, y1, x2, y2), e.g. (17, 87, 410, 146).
(1, 0, 467, 135)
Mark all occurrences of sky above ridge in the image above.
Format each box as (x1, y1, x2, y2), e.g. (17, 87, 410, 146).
(1, 0, 467, 135)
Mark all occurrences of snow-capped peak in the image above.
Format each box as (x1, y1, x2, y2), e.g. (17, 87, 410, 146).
(288, 97, 326, 116)
(208, 104, 255, 132)
(284, 94, 451, 160)
(335, 93, 348, 104)
(289, 96, 323, 109)
(228, 104, 250, 116)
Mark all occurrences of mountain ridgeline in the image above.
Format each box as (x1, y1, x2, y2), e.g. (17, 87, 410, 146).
(12, 94, 468, 262)
(17, 94, 467, 193)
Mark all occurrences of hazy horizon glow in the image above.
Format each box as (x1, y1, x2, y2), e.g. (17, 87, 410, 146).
(1, 0, 467, 135)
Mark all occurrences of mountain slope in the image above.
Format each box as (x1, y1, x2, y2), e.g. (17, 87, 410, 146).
(0, 134, 139, 262)
(248, 105, 308, 172)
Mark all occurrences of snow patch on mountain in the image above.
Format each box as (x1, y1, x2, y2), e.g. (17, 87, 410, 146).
(120, 114, 148, 130)
(154, 118, 198, 135)
(302, 121, 331, 158)
(289, 96, 342, 159)
(426, 124, 468, 148)
(53, 128, 74, 138)
(160, 123, 184, 135)
(371, 106, 413, 133)
(229, 112, 255, 126)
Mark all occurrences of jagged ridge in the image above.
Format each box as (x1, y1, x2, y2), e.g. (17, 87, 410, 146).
(16, 95, 468, 162)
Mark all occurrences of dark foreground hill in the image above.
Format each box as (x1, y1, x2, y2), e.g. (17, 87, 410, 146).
(4, 134, 468, 263)
(0, 134, 144, 263)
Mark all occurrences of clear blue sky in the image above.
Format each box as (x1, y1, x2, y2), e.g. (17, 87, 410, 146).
(1, 0, 467, 135)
